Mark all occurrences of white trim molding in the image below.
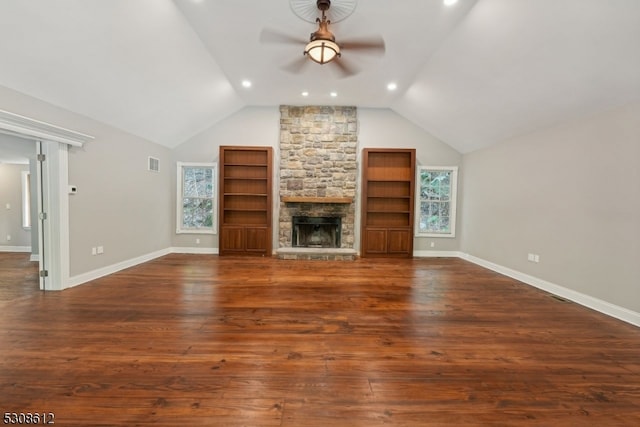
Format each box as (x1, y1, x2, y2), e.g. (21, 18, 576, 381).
(66, 247, 217, 288)
(0, 109, 94, 147)
(171, 246, 219, 255)
(413, 250, 463, 258)
(0, 246, 31, 253)
(460, 253, 640, 328)
(39, 140, 70, 291)
(66, 248, 172, 289)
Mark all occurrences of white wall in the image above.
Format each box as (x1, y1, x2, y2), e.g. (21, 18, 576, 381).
(461, 102, 640, 314)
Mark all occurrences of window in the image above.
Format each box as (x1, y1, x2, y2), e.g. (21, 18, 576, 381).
(416, 166, 458, 237)
(176, 162, 216, 234)
(21, 171, 31, 229)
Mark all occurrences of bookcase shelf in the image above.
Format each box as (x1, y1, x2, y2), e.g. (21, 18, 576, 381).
(361, 148, 415, 258)
(219, 146, 272, 256)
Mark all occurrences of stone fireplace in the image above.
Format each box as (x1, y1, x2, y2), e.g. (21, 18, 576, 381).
(277, 105, 358, 260)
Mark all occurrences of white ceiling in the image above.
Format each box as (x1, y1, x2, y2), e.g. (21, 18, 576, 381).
(0, 0, 638, 153)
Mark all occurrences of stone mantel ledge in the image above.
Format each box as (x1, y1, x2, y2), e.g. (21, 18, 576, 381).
(281, 196, 353, 204)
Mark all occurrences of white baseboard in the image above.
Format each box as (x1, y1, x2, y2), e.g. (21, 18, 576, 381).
(413, 250, 463, 258)
(171, 246, 219, 255)
(0, 246, 31, 252)
(66, 248, 172, 289)
(66, 247, 218, 289)
(460, 253, 640, 328)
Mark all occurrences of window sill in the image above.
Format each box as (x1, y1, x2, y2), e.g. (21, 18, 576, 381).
(176, 229, 216, 235)
(415, 233, 456, 238)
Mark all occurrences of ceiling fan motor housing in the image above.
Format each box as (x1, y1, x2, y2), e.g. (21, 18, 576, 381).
(310, 18, 336, 42)
(317, 0, 331, 11)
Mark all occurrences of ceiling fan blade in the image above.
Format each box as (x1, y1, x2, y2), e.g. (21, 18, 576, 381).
(340, 36, 386, 55)
(260, 28, 307, 46)
(333, 57, 359, 78)
(282, 55, 310, 74)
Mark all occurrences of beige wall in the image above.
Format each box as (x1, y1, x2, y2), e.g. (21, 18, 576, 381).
(0, 163, 31, 248)
(172, 106, 463, 253)
(0, 84, 173, 278)
(461, 102, 640, 313)
(359, 108, 463, 253)
(171, 106, 281, 250)
(68, 130, 172, 276)
(0, 134, 41, 256)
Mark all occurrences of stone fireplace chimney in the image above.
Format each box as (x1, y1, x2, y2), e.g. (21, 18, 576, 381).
(278, 105, 358, 259)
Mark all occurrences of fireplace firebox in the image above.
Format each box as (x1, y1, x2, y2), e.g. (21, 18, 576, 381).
(292, 216, 341, 248)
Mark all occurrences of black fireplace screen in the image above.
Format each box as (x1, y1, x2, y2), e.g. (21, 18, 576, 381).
(292, 216, 341, 248)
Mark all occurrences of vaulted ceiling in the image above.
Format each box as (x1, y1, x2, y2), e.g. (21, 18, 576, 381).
(0, 0, 639, 154)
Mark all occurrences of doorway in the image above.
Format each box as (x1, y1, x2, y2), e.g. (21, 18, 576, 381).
(0, 108, 93, 291)
(0, 135, 41, 299)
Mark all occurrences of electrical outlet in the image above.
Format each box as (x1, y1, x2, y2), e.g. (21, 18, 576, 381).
(6, 235, 11, 241)
(430, 241, 435, 248)
(92, 247, 97, 256)
(527, 253, 535, 262)
(97, 246, 104, 254)
(5, 203, 10, 210)
(534, 254, 540, 263)
(196, 238, 201, 244)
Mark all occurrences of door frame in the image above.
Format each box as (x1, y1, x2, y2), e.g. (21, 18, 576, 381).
(37, 140, 68, 290)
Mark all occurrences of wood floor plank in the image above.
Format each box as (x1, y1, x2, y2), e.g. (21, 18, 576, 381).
(1, 254, 639, 425)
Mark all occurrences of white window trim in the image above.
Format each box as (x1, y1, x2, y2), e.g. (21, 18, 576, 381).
(415, 165, 458, 238)
(176, 162, 217, 235)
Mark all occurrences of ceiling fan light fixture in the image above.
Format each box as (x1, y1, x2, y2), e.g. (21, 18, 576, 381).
(304, 39, 340, 64)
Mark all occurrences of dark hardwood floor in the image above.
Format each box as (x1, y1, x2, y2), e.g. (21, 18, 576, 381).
(0, 252, 39, 302)
(1, 254, 639, 426)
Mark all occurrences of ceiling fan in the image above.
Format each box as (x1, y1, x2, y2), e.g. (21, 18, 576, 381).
(260, 0, 385, 77)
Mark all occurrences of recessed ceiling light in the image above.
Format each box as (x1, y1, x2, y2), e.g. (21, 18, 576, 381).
(387, 82, 398, 91)
(301, 91, 309, 97)
(444, 0, 458, 6)
(241, 80, 252, 88)
(330, 92, 338, 97)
